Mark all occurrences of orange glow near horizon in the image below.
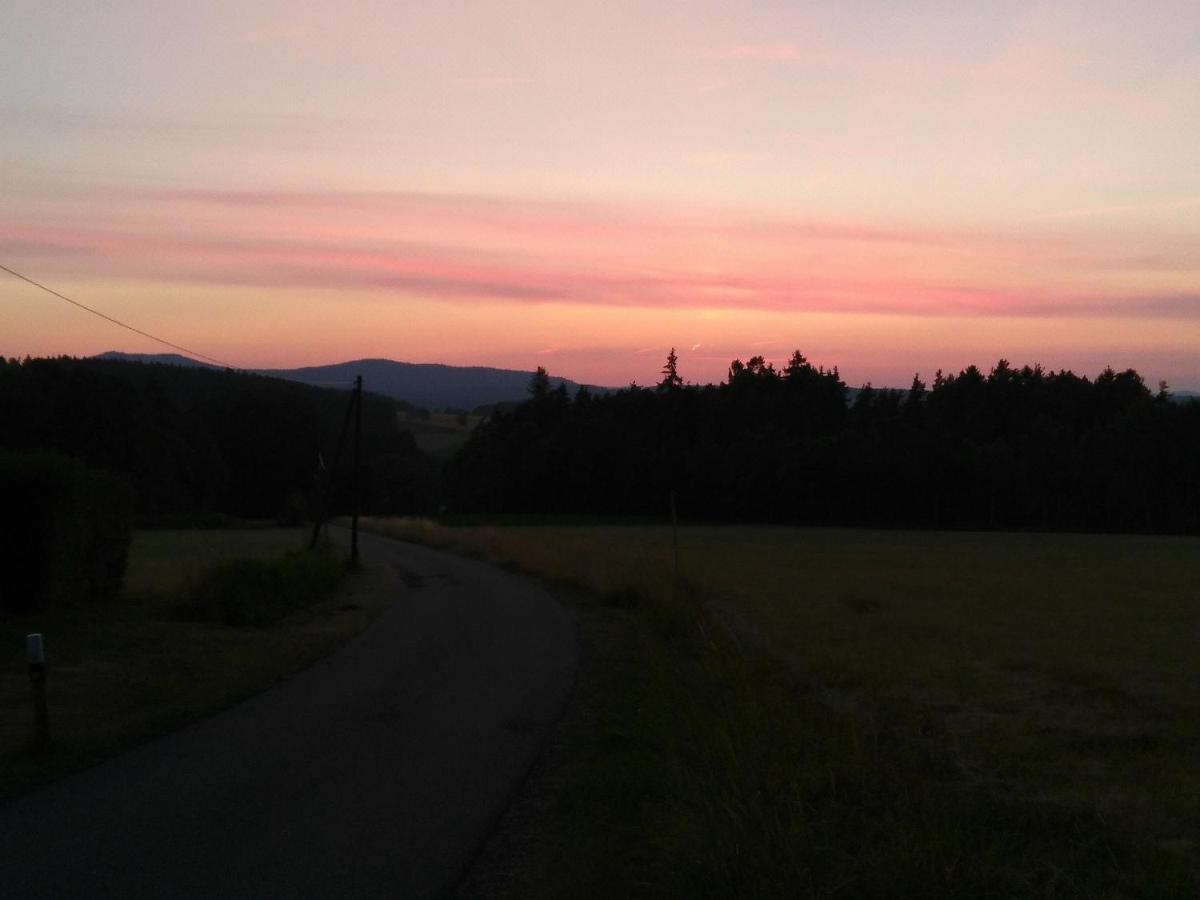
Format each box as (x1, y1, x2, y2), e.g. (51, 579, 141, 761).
(4, 185, 1198, 388)
(3, 3, 1198, 388)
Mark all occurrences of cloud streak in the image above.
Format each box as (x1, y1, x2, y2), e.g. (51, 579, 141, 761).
(3, 185, 1197, 322)
(1031, 197, 1200, 221)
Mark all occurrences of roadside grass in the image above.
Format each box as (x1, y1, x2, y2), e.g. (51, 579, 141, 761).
(0, 528, 385, 799)
(189, 546, 346, 626)
(366, 517, 1199, 897)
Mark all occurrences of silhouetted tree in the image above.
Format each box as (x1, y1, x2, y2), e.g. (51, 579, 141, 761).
(660, 348, 683, 391)
(528, 366, 551, 400)
(904, 374, 926, 425)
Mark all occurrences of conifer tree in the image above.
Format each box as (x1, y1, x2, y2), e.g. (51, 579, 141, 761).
(660, 348, 683, 390)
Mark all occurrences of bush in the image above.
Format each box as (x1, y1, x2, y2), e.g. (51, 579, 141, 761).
(190, 547, 344, 626)
(0, 452, 134, 613)
(275, 492, 308, 527)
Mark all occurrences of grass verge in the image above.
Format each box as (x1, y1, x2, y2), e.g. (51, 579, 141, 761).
(0, 528, 386, 800)
(365, 516, 1198, 898)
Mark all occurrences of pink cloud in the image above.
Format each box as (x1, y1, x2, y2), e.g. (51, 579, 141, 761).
(3, 185, 1196, 322)
(16, 184, 1066, 254)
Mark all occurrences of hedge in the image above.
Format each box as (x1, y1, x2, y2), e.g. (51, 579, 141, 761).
(0, 452, 134, 613)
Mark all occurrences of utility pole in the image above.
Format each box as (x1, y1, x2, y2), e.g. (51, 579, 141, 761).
(310, 376, 364, 562)
(351, 374, 362, 565)
(310, 379, 357, 552)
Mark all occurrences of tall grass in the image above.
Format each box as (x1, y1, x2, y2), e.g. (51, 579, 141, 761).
(367, 517, 1197, 897)
(189, 546, 345, 626)
(0, 529, 383, 799)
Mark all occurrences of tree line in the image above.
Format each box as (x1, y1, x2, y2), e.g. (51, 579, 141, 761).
(445, 351, 1200, 533)
(0, 356, 436, 520)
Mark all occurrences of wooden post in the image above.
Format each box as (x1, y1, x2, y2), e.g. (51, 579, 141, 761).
(308, 455, 327, 551)
(26, 633, 48, 750)
(312, 374, 357, 556)
(310, 381, 357, 551)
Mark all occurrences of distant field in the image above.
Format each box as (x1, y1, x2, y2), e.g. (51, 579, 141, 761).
(398, 412, 481, 461)
(0, 529, 385, 798)
(366, 518, 1200, 896)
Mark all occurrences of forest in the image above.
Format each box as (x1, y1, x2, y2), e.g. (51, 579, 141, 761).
(445, 351, 1200, 534)
(5, 352, 1199, 535)
(0, 356, 436, 520)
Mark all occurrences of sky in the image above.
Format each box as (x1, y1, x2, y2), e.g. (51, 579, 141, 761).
(2, 1, 1198, 389)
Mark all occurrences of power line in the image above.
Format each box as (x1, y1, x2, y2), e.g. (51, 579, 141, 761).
(0, 262, 239, 369)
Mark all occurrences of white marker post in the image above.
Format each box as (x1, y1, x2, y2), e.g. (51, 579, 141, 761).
(26, 633, 48, 750)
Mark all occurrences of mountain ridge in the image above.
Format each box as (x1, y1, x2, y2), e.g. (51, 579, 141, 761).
(95, 351, 615, 411)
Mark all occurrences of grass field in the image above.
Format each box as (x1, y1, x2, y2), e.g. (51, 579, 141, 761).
(0, 528, 385, 799)
(367, 518, 1200, 897)
(399, 412, 481, 461)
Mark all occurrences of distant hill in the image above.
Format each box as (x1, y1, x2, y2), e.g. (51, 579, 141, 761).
(95, 352, 611, 411)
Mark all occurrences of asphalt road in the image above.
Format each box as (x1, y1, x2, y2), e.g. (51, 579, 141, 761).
(0, 528, 579, 899)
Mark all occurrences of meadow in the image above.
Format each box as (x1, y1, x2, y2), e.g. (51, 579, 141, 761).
(399, 410, 482, 461)
(0, 528, 384, 798)
(368, 518, 1199, 897)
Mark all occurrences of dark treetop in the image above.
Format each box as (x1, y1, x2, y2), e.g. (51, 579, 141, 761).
(445, 352, 1200, 534)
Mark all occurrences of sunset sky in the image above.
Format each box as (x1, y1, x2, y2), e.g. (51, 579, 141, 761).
(3, 1, 1198, 389)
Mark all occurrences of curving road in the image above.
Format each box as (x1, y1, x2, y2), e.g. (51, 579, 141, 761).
(0, 528, 578, 898)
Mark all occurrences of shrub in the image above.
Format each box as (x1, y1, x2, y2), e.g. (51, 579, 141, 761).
(0, 452, 134, 613)
(275, 491, 308, 527)
(189, 547, 343, 626)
